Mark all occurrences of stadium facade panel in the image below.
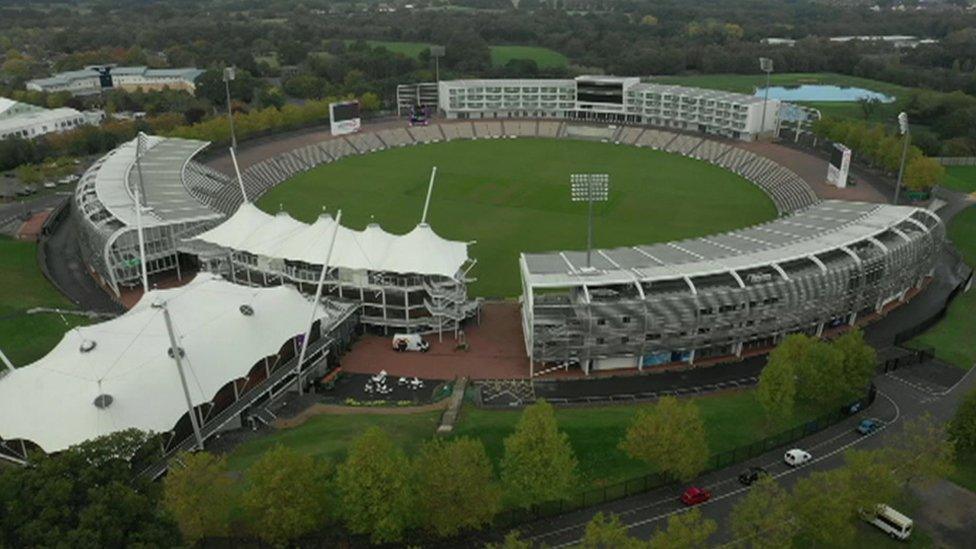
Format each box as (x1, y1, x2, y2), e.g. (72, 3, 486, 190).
(407, 76, 782, 141)
(520, 200, 944, 373)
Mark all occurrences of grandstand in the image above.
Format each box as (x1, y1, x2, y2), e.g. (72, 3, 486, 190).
(73, 135, 226, 295)
(520, 201, 945, 373)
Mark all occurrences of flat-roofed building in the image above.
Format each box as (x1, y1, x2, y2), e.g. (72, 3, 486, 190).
(520, 200, 944, 373)
(434, 76, 782, 140)
(27, 65, 204, 96)
(0, 97, 93, 140)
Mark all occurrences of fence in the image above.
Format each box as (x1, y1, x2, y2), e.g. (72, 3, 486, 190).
(934, 157, 976, 166)
(488, 385, 877, 531)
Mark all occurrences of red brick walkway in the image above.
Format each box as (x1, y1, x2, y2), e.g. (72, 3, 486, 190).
(340, 301, 532, 380)
(16, 210, 50, 241)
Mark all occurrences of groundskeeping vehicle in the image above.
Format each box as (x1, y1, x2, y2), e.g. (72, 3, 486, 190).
(861, 504, 913, 540)
(392, 333, 430, 352)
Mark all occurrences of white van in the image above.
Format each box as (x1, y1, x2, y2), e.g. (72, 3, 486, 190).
(862, 504, 913, 540)
(783, 449, 812, 467)
(392, 333, 429, 352)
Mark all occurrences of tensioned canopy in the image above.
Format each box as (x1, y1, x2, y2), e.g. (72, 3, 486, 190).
(192, 203, 469, 278)
(0, 274, 328, 453)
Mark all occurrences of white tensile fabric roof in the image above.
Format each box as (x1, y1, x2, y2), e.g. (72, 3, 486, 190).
(193, 203, 469, 278)
(0, 274, 327, 453)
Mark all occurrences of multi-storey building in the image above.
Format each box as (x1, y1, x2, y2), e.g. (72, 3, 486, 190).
(27, 65, 204, 96)
(429, 76, 782, 140)
(520, 200, 944, 373)
(73, 135, 226, 295)
(0, 97, 94, 140)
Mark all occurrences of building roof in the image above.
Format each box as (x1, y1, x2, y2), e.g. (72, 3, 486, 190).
(0, 106, 85, 135)
(634, 82, 769, 105)
(193, 203, 470, 278)
(521, 200, 938, 288)
(27, 66, 204, 88)
(0, 274, 333, 453)
(92, 135, 223, 227)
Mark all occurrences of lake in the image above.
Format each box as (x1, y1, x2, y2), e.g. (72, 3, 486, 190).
(754, 84, 895, 103)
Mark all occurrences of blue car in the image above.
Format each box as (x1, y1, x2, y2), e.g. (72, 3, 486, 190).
(856, 418, 882, 435)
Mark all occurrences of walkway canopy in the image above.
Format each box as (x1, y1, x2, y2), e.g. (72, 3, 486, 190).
(0, 274, 329, 453)
(192, 203, 469, 278)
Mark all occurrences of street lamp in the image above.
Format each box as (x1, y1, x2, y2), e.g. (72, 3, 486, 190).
(894, 112, 911, 205)
(570, 173, 610, 269)
(222, 66, 238, 150)
(759, 57, 774, 137)
(430, 46, 446, 82)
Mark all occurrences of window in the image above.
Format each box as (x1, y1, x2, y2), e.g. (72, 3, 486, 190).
(622, 316, 631, 323)
(596, 337, 605, 344)
(596, 319, 606, 326)
(645, 333, 661, 341)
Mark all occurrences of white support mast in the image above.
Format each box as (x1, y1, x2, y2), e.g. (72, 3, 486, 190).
(420, 166, 437, 224)
(0, 348, 15, 373)
(157, 302, 204, 451)
(133, 133, 151, 293)
(230, 147, 249, 204)
(294, 210, 342, 395)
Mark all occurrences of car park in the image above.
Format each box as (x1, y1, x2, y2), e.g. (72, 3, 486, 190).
(738, 466, 768, 485)
(856, 418, 883, 435)
(784, 448, 812, 467)
(680, 486, 711, 506)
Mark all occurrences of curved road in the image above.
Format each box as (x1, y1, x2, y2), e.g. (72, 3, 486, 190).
(515, 366, 976, 547)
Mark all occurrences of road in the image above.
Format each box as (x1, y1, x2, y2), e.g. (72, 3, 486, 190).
(516, 362, 976, 547)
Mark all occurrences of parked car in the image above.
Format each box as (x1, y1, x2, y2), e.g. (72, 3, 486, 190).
(392, 333, 429, 352)
(784, 449, 812, 467)
(861, 504, 913, 540)
(680, 486, 712, 506)
(43, 182, 56, 189)
(738, 466, 768, 485)
(856, 418, 883, 435)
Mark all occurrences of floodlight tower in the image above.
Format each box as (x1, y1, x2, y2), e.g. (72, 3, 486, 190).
(570, 174, 610, 269)
(430, 46, 446, 82)
(223, 66, 238, 150)
(759, 57, 774, 136)
(894, 112, 911, 205)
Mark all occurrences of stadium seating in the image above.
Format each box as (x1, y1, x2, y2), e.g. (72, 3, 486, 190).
(208, 119, 819, 216)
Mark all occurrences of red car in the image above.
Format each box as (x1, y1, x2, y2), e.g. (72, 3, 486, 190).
(680, 486, 712, 506)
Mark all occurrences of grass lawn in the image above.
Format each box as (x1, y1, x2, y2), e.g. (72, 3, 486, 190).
(942, 166, 976, 194)
(489, 45, 569, 69)
(653, 72, 910, 122)
(257, 139, 776, 297)
(0, 236, 86, 366)
(342, 40, 567, 68)
(226, 389, 822, 490)
(907, 206, 976, 369)
(949, 453, 976, 492)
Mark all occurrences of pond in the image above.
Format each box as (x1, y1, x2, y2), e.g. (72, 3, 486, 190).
(754, 84, 895, 103)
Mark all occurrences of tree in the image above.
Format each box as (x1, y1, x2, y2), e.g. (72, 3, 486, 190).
(581, 512, 646, 549)
(832, 329, 877, 402)
(858, 97, 882, 120)
(0, 430, 178, 548)
(620, 397, 709, 482)
(648, 508, 716, 549)
(791, 336, 847, 411)
(791, 469, 858, 547)
(241, 445, 331, 545)
(757, 349, 796, 422)
(904, 155, 945, 192)
(843, 449, 900, 517)
(949, 387, 976, 455)
(359, 91, 382, 113)
(501, 400, 578, 508)
(413, 437, 502, 537)
(729, 475, 797, 549)
(486, 530, 533, 549)
(884, 413, 955, 486)
(336, 427, 414, 543)
(162, 452, 236, 543)
(640, 15, 659, 26)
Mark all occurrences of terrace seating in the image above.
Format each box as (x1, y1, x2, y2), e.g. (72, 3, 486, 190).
(537, 121, 560, 138)
(664, 134, 703, 156)
(473, 121, 503, 138)
(617, 127, 644, 145)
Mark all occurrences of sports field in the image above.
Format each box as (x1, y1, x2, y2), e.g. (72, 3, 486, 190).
(257, 139, 777, 297)
(0, 236, 87, 366)
(942, 166, 976, 194)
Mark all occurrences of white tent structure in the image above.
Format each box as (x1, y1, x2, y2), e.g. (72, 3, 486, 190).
(0, 274, 342, 456)
(187, 204, 479, 336)
(193, 203, 469, 278)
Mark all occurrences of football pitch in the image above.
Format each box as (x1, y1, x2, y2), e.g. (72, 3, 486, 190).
(257, 138, 777, 297)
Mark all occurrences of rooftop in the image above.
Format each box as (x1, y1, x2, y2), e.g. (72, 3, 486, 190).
(521, 200, 937, 288)
(92, 135, 223, 227)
